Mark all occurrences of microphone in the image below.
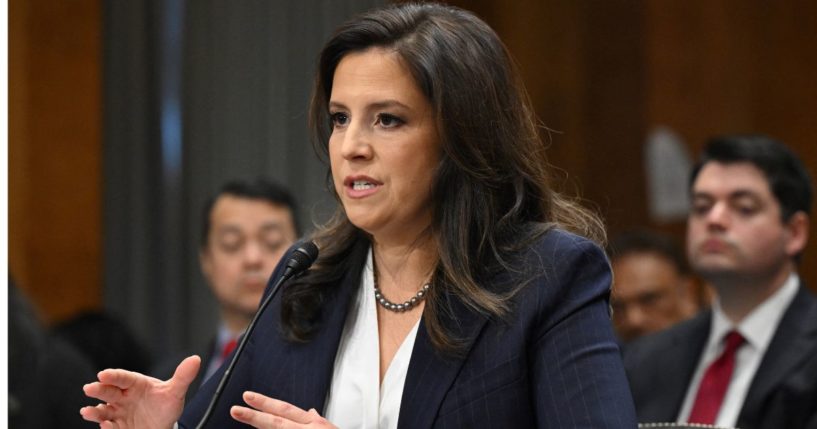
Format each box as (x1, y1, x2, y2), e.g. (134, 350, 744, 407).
(195, 241, 319, 429)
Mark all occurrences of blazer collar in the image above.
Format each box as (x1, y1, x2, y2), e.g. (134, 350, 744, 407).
(289, 239, 369, 412)
(397, 289, 490, 429)
(289, 238, 492, 424)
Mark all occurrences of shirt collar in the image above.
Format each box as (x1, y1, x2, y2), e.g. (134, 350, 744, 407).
(709, 272, 799, 352)
(215, 323, 238, 350)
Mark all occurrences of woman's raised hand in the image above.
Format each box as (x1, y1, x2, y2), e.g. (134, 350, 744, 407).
(80, 355, 201, 429)
(229, 392, 337, 429)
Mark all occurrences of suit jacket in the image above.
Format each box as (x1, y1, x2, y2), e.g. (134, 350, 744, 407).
(623, 284, 817, 429)
(180, 229, 637, 428)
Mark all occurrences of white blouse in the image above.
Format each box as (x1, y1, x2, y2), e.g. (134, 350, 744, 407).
(323, 249, 420, 429)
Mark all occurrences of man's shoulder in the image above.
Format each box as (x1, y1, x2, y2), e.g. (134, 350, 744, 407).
(773, 283, 817, 341)
(789, 283, 817, 316)
(623, 311, 710, 366)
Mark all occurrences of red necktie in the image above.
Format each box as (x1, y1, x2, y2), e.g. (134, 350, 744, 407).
(688, 330, 745, 424)
(221, 338, 238, 361)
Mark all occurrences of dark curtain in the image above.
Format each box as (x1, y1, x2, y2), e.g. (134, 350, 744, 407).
(103, 0, 384, 360)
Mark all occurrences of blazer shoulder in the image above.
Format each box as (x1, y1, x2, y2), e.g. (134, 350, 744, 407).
(524, 228, 609, 274)
(512, 228, 612, 330)
(532, 227, 605, 254)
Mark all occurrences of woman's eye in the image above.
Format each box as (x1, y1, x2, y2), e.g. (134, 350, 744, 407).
(376, 113, 404, 128)
(330, 112, 349, 127)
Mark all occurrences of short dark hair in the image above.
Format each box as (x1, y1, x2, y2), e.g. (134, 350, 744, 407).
(200, 178, 299, 248)
(608, 229, 690, 275)
(689, 135, 813, 222)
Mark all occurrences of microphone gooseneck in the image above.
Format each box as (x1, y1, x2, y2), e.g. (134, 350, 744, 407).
(194, 241, 319, 429)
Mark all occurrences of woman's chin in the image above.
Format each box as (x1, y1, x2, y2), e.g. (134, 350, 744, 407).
(346, 215, 379, 235)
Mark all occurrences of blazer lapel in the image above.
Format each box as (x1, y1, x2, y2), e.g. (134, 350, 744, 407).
(397, 290, 490, 429)
(738, 285, 817, 425)
(276, 241, 369, 412)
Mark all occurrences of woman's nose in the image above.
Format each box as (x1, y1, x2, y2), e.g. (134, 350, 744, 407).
(339, 119, 373, 160)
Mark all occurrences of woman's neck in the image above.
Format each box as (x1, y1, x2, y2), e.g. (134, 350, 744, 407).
(371, 233, 438, 296)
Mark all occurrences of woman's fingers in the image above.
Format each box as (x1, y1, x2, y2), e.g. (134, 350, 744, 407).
(230, 394, 336, 428)
(231, 404, 291, 428)
(231, 393, 312, 428)
(243, 392, 311, 424)
(80, 403, 118, 423)
(168, 355, 201, 398)
(83, 382, 123, 403)
(100, 420, 120, 429)
(97, 368, 151, 390)
(80, 361, 191, 429)
(79, 405, 102, 423)
(171, 356, 201, 385)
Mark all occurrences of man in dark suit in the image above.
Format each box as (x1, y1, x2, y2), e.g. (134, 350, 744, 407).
(153, 178, 298, 397)
(624, 135, 817, 428)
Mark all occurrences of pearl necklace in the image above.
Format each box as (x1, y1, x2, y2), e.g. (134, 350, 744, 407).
(374, 283, 430, 312)
(371, 253, 433, 312)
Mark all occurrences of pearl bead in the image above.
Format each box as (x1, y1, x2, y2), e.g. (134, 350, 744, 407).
(373, 277, 431, 313)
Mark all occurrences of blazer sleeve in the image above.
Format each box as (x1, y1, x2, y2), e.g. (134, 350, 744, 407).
(529, 234, 637, 428)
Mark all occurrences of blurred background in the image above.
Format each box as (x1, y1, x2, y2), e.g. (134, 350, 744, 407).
(9, 0, 817, 361)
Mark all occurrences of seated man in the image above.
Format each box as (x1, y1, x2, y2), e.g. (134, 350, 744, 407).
(624, 135, 817, 429)
(609, 229, 700, 342)
(153, 178, 299, 397)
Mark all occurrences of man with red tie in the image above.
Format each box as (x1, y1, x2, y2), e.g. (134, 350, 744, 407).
(624, 135, 817, 429)
(152, 178, 298, 397)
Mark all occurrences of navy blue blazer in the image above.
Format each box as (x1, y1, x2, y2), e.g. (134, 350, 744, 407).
(180, 229, 636, 428)
(623, 284, 817, 429)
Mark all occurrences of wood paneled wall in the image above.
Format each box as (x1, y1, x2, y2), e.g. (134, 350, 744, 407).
(450, 0, 817, 291)
(9, 0, 817, 325)
(644, 1, 817, 289)
(9, 0, 103, 323)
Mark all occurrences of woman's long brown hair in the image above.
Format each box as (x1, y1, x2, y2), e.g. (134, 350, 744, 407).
(282, 3, 605, 352)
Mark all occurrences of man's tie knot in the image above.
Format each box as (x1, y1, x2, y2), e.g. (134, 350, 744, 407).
(722, 330, 745, 356)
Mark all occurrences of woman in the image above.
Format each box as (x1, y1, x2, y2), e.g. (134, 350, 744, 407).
(82, 3, 636, 428)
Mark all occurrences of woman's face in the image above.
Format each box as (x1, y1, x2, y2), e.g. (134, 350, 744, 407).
(328, 47, 441, 243)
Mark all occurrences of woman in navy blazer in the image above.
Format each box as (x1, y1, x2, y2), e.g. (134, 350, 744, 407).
(82, 3, 636, 428)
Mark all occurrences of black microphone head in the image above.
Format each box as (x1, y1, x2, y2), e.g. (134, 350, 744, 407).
(285, 241, 319, 274)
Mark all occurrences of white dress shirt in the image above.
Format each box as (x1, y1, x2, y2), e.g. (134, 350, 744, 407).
(677, 273, 799, 426)
(323, 248, 420, 429)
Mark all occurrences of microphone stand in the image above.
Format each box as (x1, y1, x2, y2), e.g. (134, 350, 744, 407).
(194, 243, 317, 428)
